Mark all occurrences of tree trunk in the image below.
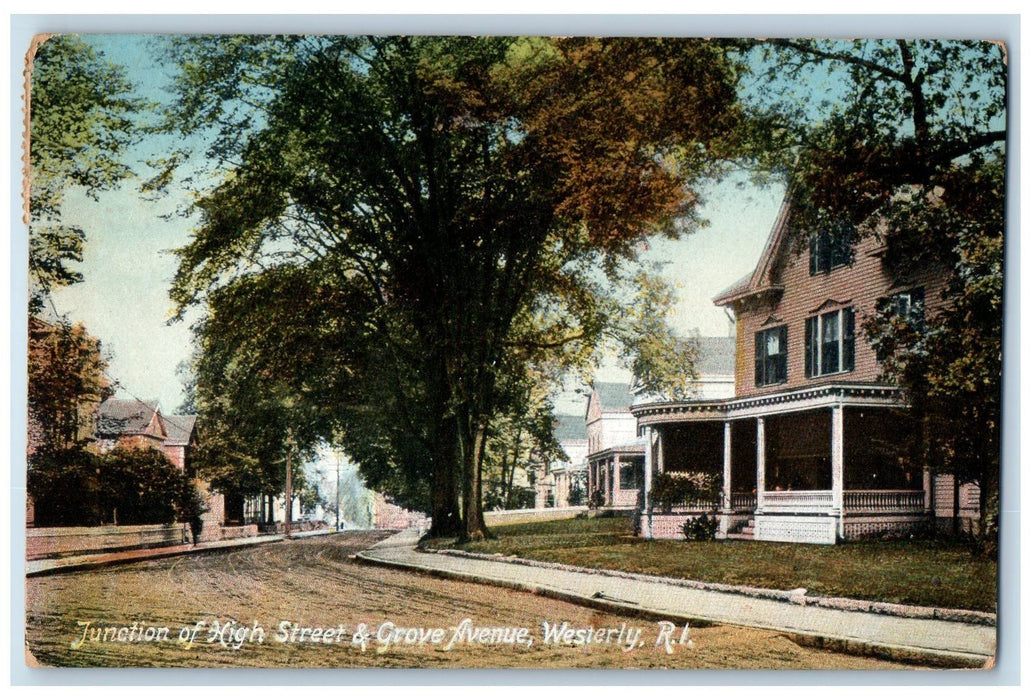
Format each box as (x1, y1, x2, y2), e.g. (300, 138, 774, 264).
(458, 416, 489, 542)
(429, 421, 461, 537)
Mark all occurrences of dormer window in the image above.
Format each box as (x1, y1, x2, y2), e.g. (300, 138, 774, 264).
(809, 222, 855, 274)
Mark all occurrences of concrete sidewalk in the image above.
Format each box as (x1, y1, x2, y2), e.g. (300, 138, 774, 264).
(356, 528, 996, 668)
(25, 528, 335, 577)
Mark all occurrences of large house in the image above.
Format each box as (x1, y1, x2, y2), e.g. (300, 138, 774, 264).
(632, 197, 978, 544)
(586, 382, 644, 508)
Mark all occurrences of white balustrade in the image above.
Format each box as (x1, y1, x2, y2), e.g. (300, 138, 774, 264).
(843, 490, 925, 513)
(761, 490, 834, 513)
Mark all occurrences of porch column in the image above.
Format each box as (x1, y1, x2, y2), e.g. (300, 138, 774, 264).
(755, 418, 766, 514)
(656, 430, 665, 475)
(720, 420, 733, 538)
(613, 454, 622, 504)
(831, 404, 845, 540)
(643, 427, 654, 538)
(922, 466, 933, 514)
(722, 421, 733, 511)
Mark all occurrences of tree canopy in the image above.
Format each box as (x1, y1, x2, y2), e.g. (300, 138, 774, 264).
(27, 35, 143, 312)
(166, 36, 748, 539)
(747, 39, 1006, 553)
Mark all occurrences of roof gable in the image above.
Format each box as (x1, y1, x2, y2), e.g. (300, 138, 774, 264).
(713, 194, 794, 306)
(164, 415, 198, 446)
(586, 382, 634, 421)
(98, 398, 164, 438)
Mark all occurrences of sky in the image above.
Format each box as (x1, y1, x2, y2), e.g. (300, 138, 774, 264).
(33, 34, 778, 415)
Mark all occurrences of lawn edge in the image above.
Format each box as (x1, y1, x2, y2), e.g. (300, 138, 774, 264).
(417, 545, 996, 627)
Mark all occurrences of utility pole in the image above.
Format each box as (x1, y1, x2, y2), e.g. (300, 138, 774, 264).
(284, 429, 294, 540)
(336, 451, 342, 531)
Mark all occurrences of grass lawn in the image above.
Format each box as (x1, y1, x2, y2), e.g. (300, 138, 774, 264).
(422, 515, 997, 613)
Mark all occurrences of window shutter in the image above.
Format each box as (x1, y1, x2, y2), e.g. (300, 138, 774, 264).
(754, 331, 763, 386)
(843, 308, 855, 372)
(777, 325, 788, 382)
(809, 236, 817, 275)
(804, 317, 814, 378)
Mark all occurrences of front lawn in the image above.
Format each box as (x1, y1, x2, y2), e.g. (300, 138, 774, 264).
(422, 515, 997, 612)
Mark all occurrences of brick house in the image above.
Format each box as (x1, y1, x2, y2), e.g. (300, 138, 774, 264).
(95, 398, 168, 454)
(633, 196, 977, 543)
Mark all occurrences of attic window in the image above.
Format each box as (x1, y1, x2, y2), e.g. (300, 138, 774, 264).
(809, 222, 855, 274)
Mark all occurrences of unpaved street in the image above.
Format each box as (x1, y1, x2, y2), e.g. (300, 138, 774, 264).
(26, 531, 921, 669)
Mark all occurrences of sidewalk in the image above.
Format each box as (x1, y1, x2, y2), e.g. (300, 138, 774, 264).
(25, 528, 334, 577)
(356, 528, 996, 668)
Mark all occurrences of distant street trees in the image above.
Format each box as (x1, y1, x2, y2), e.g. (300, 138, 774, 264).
(165, 36, 747, 540)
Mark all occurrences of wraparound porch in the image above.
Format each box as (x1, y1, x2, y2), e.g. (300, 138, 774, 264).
(634, 384, 934, 544)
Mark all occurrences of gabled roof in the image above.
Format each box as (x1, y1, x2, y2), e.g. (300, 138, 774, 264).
(712, 194, 793, 307)
(591, 382, 634, 414)
(97, 398, 163, 438)
(694, 336, 736, 376)
(554, 413, 587, 443)
(164, 415, 198, 446)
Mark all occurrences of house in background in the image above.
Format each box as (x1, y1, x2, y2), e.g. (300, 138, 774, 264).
(95, 398, 168, 454)
(162, 414, 197, 473)
(633, 196, 977, 544)
(585, 382, 644, 509)
(535, 413, 589, 508)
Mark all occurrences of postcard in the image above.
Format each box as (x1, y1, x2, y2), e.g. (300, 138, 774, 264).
(20, 28, 1003, 672)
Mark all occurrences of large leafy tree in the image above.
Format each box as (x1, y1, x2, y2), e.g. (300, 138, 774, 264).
(747, 40, 1006, 553)
(166, 36, 746, 540)
(27, 34, 143, 312)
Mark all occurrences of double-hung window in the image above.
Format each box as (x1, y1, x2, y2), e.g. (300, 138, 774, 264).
(755, 325, 788, 387)
(890, 287, 925, 330)
(809, 223, 854, 274)
(805, 308, 855, 377)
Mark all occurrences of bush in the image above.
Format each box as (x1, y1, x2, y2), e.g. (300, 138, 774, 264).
(588, 489, 606, 508)
(650, 471, 721, 513)
(28, 447, 103, 526)
(682, 513, 718, 541)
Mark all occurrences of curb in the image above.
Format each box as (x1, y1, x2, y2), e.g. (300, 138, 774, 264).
(418, 545, 996, 627)
(25, 535, 285, 577)
(356, 548, 991, 669)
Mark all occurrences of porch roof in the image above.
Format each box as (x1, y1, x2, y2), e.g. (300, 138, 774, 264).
(587, 440, 645, 462)
(632, 383, 902, 426)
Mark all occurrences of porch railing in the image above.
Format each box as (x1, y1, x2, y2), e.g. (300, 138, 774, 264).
(663, 498, 720, 513)
(762, 490, 834, 513)
(844, 490, 925, 514)
(730, 492, 757, 511)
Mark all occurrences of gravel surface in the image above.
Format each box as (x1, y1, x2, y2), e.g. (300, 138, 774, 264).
(25, 531, 923, 669)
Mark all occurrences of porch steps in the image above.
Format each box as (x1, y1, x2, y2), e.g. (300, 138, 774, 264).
(725, 518, 755, 541)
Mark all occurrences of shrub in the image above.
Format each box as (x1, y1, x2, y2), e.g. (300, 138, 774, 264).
(650, 471, 721, 513)
(682, 513, 718, 541)
(28, 447, 103, 526)
(588, 489, 606, 508)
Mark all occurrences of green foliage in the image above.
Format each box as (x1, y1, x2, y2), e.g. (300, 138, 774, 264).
(28, 35, 144, 311)
(748, 39, 1005, 554)
(27, 318, 111, 453)
(164, 36, 749, 539)
(28, 445, 197, 527)
(682, 513, 719, 541)
(650, 472, 721, 513)
(98, 447, 189, 526)
(28, 447, 103, 526)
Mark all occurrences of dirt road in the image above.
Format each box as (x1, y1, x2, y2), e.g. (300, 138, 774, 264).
(25, 531, 922, 669)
